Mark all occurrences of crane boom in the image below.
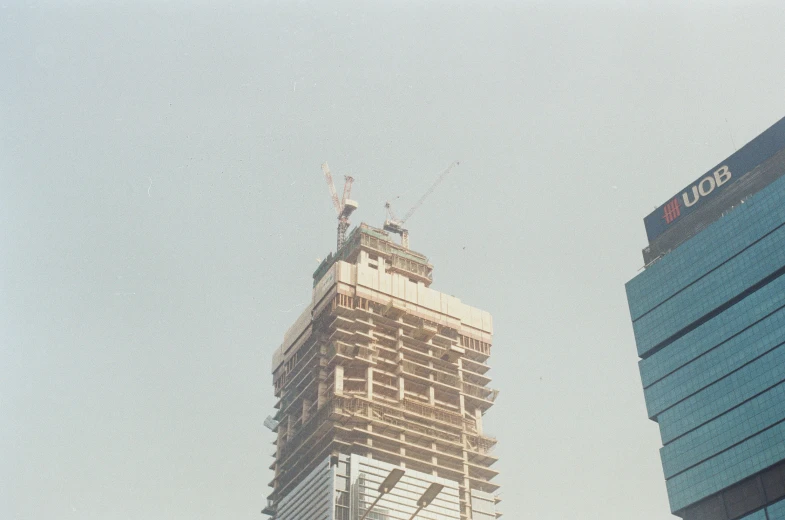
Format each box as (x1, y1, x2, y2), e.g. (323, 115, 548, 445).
(341, 175, 354, 207)
(400, 161, 459, 223)
(321, 162, 341, 215)
(384, 201, 398, 222)
(383, 160, 459, 249)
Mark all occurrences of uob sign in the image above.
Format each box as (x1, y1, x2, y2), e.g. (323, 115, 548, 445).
(644, 116, 785, 243)
(681, 165, 732, 207)
(661, 166, 732, 224)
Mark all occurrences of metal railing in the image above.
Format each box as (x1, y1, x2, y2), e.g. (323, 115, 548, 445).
(336, 397, 463, 445)
(400, 360, 460, 388)
(402, 398, 476, 433)
(326, 341, 375, 362)
(462, 381, 499, 402)
(465, 433, 497, 455)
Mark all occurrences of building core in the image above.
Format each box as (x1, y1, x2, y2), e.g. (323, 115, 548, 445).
(265, 224, 501, 519)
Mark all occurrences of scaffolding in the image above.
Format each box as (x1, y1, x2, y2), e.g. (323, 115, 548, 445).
(268, 224, 500, 520)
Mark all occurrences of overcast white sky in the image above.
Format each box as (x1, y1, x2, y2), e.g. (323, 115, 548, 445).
(3, 1, 785, 519)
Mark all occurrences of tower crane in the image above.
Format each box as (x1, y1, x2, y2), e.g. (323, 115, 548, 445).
(384, 160, 459, 249)
(321, 162, 358, 251)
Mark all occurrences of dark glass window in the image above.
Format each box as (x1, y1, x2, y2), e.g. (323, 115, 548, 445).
(762, 462, 785, 503)
(684, 494, 727, 520)
(724, 477, 765, 520)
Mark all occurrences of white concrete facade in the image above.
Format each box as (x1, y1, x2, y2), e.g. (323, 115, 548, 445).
(277, 453, 472, 520)
(349, 454, 461, 520)
(275, 456, 334, 520)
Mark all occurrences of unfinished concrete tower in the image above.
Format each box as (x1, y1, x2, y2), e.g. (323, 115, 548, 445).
(265, 224, 500, 520)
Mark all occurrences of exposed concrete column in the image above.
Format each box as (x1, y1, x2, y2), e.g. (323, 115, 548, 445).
(335, 365, 344, 396)
(396, 326, 406, 402)
(318, 380, 327, 409)
(463, 484, 473, 520)
(458, 358, 466, 416)
(284, 416, 292, 449)
(400, 433, 406, 466)
(366, 366, 373, 399)
(276, 420, 285, 458)
(474, 407, 483, 436)
(428, 346, 435, 405)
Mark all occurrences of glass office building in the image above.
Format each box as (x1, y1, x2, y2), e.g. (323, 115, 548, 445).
(626, 117, 785, 520)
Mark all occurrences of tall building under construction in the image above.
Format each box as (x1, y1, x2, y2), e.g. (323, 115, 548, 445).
(264, 223, 501, 520)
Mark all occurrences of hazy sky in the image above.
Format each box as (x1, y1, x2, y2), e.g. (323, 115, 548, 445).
(3, 2, 785, 519)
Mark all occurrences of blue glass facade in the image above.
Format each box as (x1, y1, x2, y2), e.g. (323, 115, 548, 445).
(626, 171, 785, 519)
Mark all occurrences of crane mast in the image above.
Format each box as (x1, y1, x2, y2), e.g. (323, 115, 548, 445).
(321, 162, 358, 251)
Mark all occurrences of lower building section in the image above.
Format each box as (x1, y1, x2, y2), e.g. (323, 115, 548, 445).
(759, 496, 785, 520)
(273, 452, 498, 520)
(469, 489, 498, 520)
(275, 457, 334, 520)
(682, 460, 785, 520)
(345, 454, 461, 520)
